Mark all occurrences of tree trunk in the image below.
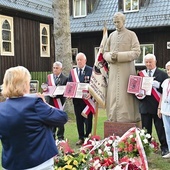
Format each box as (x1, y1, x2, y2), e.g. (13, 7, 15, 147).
(52, 0, 74, 114)
(52, 0, 72, 75)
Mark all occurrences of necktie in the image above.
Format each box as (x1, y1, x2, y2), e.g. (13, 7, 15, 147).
(79, 68, 82, 82)
(148, 70, 152, 77)
(55, 76, 60, 85)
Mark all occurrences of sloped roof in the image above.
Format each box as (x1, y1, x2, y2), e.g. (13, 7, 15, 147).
(0, 0, 170, 33)
(70, 0, 170, 33)
(0, 0, 52, 18)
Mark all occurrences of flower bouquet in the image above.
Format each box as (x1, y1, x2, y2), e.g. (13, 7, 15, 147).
(54, 127, 159, 170)
(54, 152, 87, 170)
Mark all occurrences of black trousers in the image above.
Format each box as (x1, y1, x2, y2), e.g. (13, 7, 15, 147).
(52, 125, 64, 140)
(73, 101, 93, 140)
(47, 96, 65, 140)
(141, 113, 168, 150)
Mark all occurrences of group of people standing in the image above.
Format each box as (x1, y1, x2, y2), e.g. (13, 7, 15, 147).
(0, 52, 93, 170)
(0, 11, 170, 170)
(45, 52, 93, 146)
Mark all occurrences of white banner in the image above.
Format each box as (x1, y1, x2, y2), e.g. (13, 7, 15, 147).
(88, 27, 108, 108)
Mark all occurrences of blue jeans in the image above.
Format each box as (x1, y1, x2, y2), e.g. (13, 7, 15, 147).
(162, 114, 170, 152)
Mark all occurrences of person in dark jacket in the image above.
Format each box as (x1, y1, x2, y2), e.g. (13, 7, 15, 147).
(45, 61, 68, 140)
(68, 52, 93, 145)
(0, 66, 68, 170)
(137, 54, 169, 157)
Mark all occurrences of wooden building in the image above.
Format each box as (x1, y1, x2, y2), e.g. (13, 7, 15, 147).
(0, 0, 54, 84)
(0, 0, 170, 84)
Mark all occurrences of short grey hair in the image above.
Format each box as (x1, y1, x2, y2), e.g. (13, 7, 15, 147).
(76, 52, 87, 60)
(53, 61, 62, 68)
(165, 61, 170, 68)
(144, 54, 156, 61)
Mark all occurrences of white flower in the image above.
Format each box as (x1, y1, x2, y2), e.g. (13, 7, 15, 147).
(91, 140, 95, 146)
(140, 129, 145, 136)
(93, 159, 101, 169)
(108, 151, 112, 156)
(143, 138, 148, 144)
(103, 141, 107, 146)
(104, 146, 110, 152)
(150, 143, 154, 148)
(108, 139, 113, 144)
(145, 133, 151, 139)
(141, 129, 145, 133)
(98, 149, 102, 154)
(113, 165, 122, 170)
(129, 135, 133, 138)
(84, 138, 89, 144)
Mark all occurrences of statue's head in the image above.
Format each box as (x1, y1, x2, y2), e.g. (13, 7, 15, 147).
(113, 12, 125, 31)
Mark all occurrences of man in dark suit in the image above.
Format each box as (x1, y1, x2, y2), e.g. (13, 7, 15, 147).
(46, 61, 68, 140)
(68, 52, 93, 145)
(137, 53, 168, 156)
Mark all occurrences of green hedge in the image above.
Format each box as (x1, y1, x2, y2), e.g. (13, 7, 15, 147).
(30, 71, 51, 92)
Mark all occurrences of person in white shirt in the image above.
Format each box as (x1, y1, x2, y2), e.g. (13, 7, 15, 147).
(158, 61, 170, 158)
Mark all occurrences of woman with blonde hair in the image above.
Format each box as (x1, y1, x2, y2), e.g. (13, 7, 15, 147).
(0, 66, 68, 170)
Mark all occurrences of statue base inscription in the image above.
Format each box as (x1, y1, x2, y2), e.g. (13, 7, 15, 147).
(104, 121, 141, 138)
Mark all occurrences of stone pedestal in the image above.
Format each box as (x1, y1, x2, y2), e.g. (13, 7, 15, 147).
(104, 121, 141, 138)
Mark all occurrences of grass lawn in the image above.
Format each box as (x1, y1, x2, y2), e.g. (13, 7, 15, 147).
(0, 108, 170, 169)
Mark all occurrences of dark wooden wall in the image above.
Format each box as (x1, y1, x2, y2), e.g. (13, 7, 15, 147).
(136, 27, 170, 68)
(13, 17, 55, 71)
(71, 27, 170, 71)
(1, 5, 170, 84)
(71, 31, 103, 66)
(0, 11, 55, 84)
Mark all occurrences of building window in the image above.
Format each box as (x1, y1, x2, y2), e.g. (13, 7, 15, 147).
(73, 0, 87, 18)
(124, 0, 139, 13)
(0, 15, 14, 56)
(40, 23, 50, 57)
(135, 44, 154, 65)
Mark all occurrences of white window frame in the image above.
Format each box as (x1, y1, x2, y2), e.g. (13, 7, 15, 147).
(123, 0, 139, 13)
(0, 15, 14, 56)
(73, 0, 87, 18)
(135, 44, 154, 66)
(40, 23, 50, 57)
